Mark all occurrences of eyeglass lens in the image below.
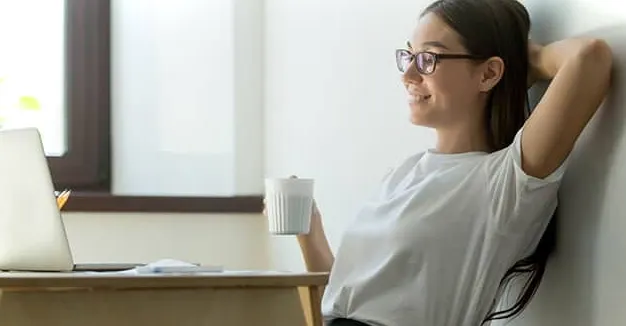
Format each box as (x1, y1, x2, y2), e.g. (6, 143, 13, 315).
(396, 50, 436, 74)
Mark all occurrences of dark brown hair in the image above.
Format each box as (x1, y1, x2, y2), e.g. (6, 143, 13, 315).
(421, 0, 556, 323)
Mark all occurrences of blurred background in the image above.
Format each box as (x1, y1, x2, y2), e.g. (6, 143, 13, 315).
(4, 1, 624, 325)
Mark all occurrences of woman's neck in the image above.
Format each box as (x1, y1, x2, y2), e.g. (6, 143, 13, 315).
(435, 124, 490, 154)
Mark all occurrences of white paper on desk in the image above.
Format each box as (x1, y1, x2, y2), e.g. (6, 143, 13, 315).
(136, 259, 223, 274)
(83, 259, 223, 275)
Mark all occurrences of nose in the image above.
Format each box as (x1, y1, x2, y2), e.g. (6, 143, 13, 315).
(401, 61, 423, 87)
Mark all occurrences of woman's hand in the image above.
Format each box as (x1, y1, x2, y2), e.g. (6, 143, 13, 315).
(262, 175, 324, 236)
(262, 176, 334, 273)
(261, 196, 323, 232)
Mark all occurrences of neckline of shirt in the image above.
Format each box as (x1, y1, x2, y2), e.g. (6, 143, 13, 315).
(423, 148, 489, 163)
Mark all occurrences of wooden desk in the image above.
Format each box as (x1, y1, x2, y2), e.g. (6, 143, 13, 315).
(0, 271, 329, 326)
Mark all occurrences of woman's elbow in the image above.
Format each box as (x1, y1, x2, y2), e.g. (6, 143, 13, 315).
(574, 38, 614, 98)
(580, 39, 613, 74)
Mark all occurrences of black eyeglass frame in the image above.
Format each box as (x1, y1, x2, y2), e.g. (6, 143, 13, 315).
(395, 49, 488, 75)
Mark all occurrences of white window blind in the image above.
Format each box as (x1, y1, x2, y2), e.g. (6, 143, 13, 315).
(111, 0, 263, 197)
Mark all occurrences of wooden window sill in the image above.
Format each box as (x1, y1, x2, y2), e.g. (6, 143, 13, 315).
(62, 192, 263, 213)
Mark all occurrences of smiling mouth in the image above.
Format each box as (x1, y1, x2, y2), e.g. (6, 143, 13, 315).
(408, 94, 431, 103)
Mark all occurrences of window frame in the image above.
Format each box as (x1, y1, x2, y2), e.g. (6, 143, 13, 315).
(48, 0, 110, 191)
(52, 0, 261, 213)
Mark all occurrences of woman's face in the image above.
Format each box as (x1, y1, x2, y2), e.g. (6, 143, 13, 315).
(402, 13, 485, 129)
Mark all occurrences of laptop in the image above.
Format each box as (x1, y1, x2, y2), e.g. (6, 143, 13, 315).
(0, 127, 142, 272)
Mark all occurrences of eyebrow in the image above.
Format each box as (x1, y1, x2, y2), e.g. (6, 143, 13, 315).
(406, 41, 450, 50)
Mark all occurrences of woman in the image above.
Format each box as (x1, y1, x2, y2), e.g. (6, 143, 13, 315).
(274, 0, 612, 325)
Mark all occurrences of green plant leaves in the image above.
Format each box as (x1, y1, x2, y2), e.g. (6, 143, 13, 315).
(18, 96, 40, 110)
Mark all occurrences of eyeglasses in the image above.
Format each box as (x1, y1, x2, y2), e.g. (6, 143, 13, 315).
(395, 49, 485, 75)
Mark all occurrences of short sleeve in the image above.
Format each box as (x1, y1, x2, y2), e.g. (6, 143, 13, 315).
(486, 127, 571, 231)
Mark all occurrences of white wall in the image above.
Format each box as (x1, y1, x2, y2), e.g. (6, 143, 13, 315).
(62, 212, 270, 270)
(264, 1, 626, 326)
(264, 0, 436, 271)
(499, 1, 626, 325)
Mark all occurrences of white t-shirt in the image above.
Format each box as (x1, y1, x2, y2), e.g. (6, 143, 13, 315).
(321, 128, 569, 326)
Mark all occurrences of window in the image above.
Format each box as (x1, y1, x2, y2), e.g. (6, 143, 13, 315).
(0, 0, 109, 190)
(0, 0, 66, 156)
(0, 0, 260, 213)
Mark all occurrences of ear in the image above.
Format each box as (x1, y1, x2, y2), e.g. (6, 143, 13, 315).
(478, 57, 505, 92)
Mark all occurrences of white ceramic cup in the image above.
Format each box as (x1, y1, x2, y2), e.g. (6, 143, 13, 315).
(264, 178, 314, 235)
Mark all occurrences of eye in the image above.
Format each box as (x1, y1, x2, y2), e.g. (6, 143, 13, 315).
(395, 49, 413, 72)
(416, 52, 436, 74)
(418, 53, 435, 66)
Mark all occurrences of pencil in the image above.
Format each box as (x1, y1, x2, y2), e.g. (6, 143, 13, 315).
(55, 189, 67, 202)
(56, 189, 71, 210)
